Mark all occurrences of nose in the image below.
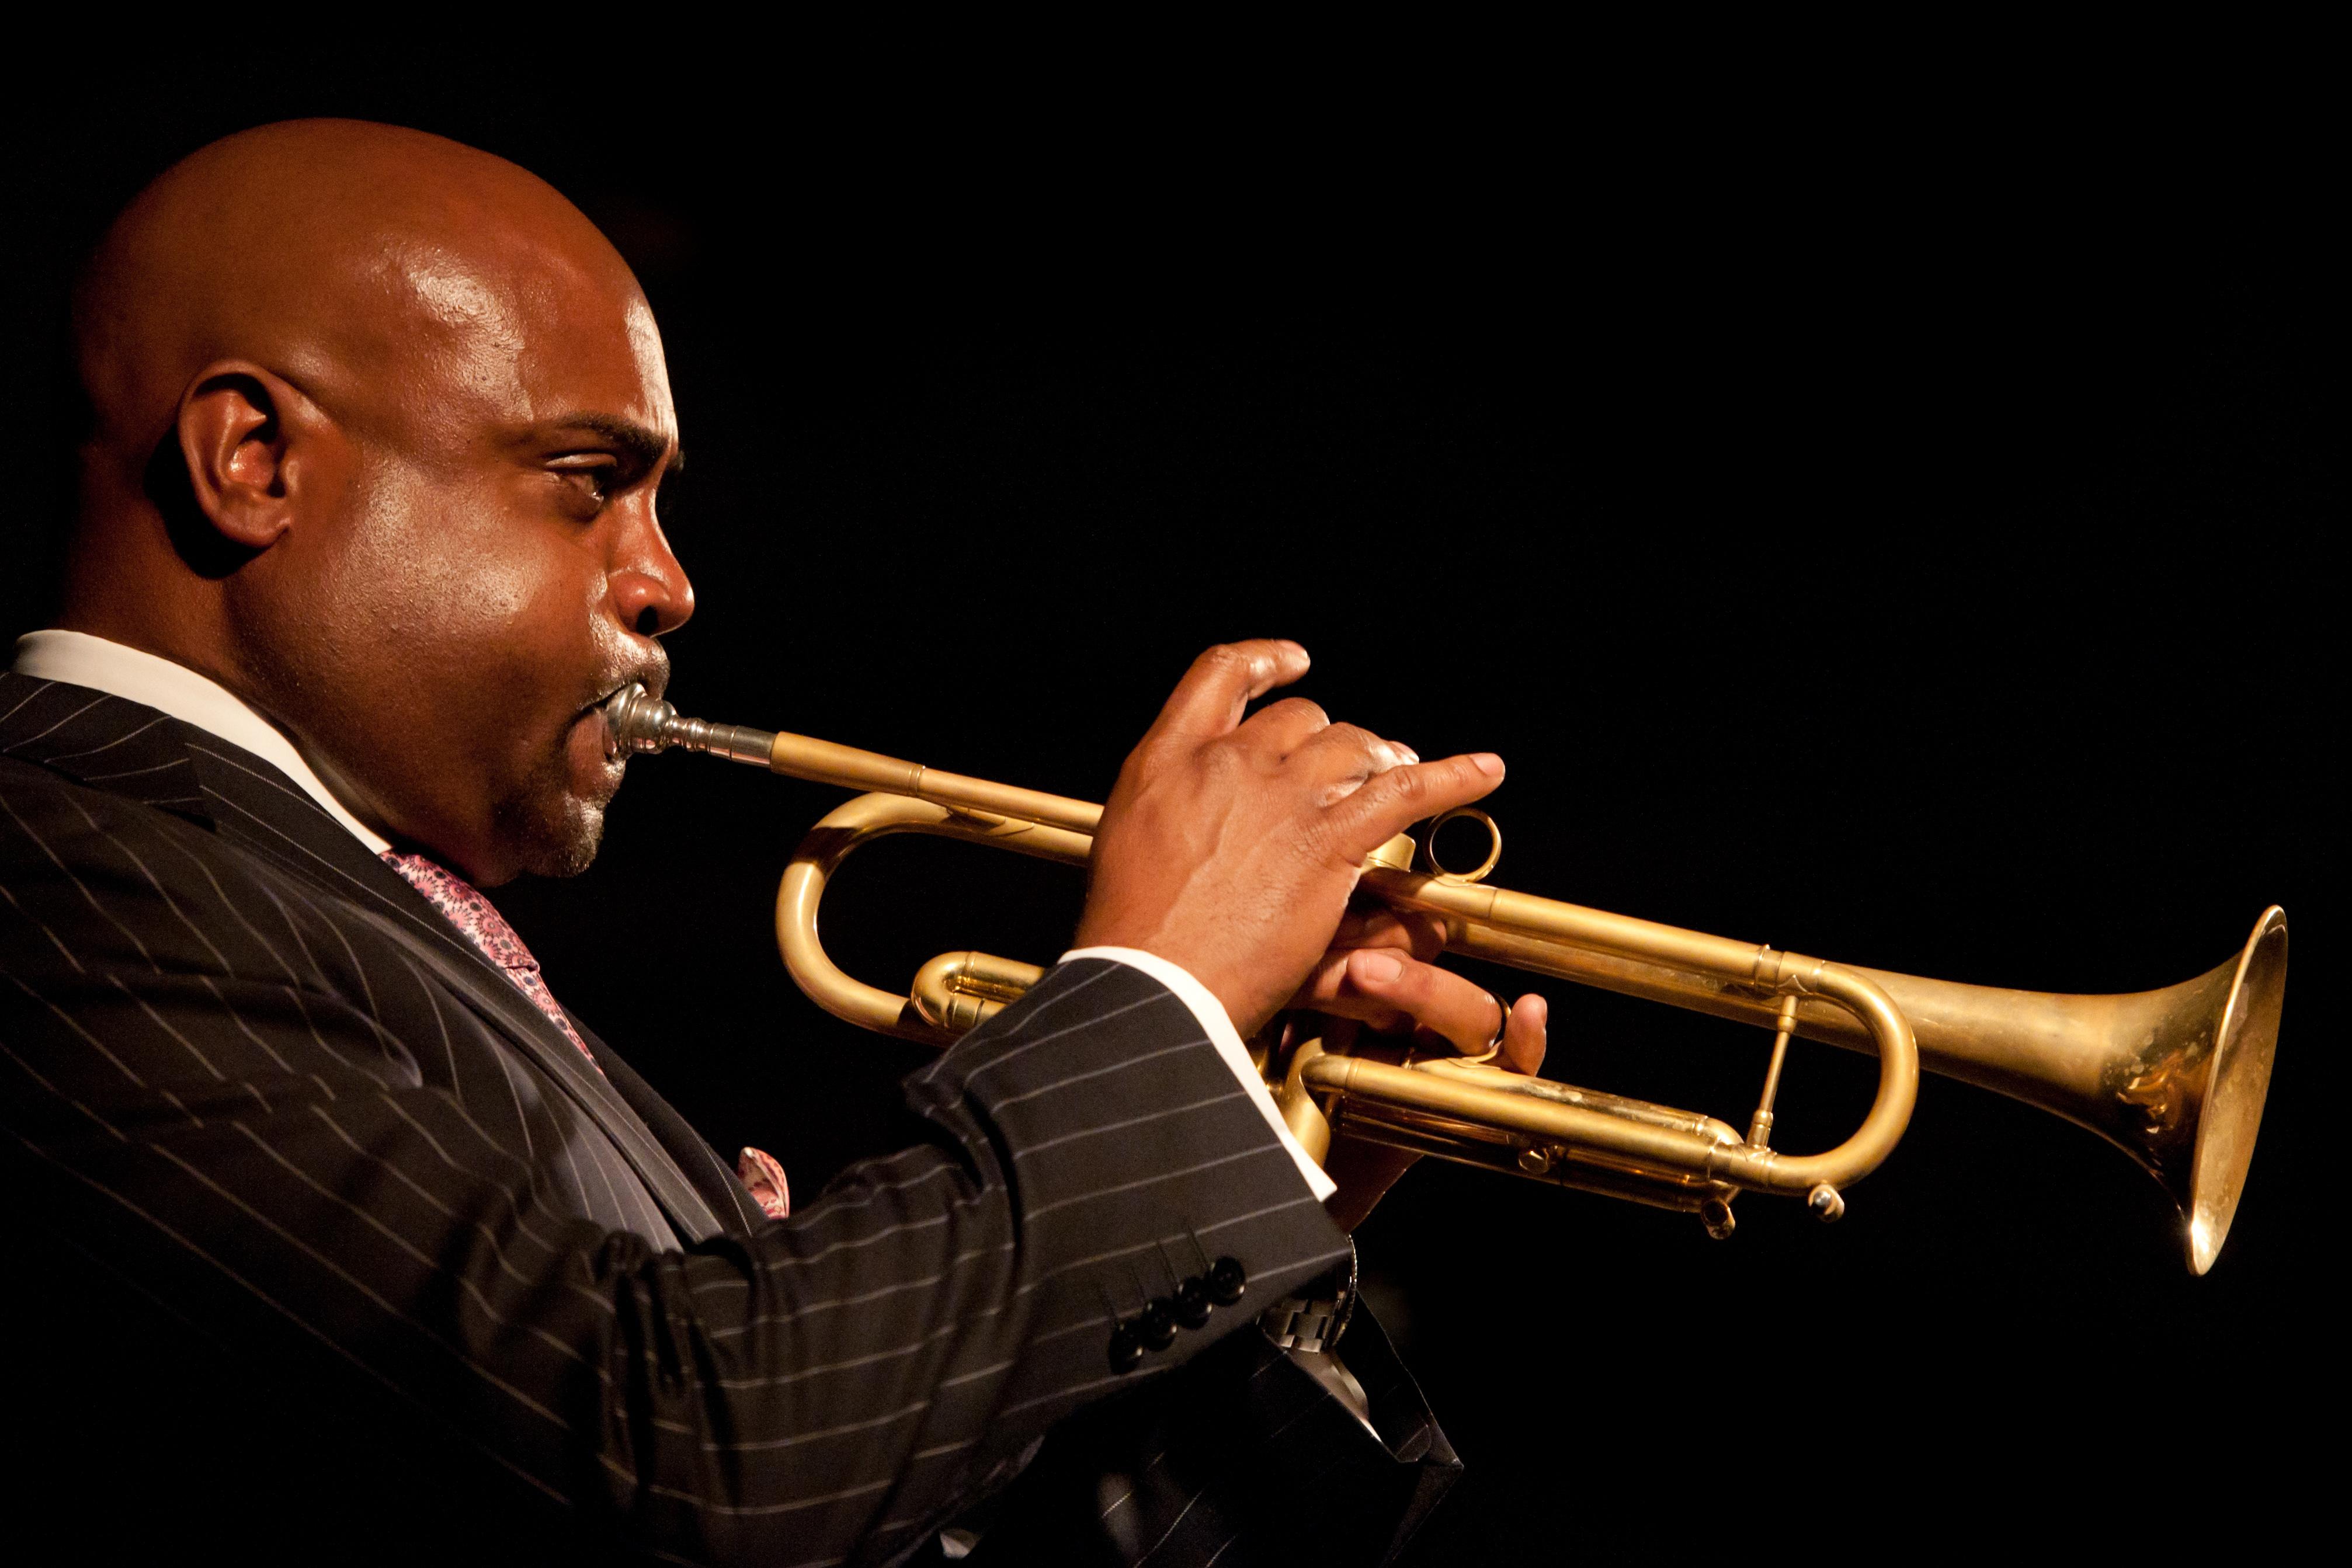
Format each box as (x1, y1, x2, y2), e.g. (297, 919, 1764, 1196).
(610, 513, 694, 638)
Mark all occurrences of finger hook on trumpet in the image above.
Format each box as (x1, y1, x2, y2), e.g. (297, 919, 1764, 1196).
(1420, 807, 1502, 885)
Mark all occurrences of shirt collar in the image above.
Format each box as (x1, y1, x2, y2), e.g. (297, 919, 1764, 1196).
(11, 630, 392, 854)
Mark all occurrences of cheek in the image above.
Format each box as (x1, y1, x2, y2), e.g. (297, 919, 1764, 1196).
(319, 463, 600, 712)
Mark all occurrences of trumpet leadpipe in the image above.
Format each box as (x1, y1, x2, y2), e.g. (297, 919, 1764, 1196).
(604, 683, 1100, 834)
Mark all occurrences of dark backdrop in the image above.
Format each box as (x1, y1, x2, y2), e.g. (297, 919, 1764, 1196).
(8, 64, 2333, 1559)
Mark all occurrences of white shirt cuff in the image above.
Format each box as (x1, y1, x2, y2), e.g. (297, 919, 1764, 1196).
(1059, 946, 1337, 1202)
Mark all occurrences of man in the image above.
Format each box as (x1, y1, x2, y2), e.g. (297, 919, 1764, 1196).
(1, 120, 1545, 1563)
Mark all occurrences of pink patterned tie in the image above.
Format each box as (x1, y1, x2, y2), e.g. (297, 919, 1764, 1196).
(381, 850, 789, 1220)
(380, 851, 599, 1066)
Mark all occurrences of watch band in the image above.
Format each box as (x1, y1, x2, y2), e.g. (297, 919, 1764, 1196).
(1260, 1239, 1358, 1353)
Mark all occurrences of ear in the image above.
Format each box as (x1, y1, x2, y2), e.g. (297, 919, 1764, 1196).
(173, 362, 330, 552)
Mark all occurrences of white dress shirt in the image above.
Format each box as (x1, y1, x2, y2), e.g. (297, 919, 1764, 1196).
(11, 630, 1336, 1201)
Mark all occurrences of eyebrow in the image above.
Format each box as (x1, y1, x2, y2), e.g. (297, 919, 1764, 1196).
(544, 412, 684, 477)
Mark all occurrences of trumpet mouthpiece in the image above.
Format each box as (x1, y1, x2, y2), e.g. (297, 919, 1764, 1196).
(602, 683, 679, 757)
(601, 684, 780, 769)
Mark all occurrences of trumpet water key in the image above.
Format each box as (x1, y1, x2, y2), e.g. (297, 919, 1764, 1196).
(603, 684, 2288, 1274)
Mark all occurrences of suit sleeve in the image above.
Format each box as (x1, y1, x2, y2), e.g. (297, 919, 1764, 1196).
(0, 771, 1351, 1565)
(1062, 943, 1337, 1201)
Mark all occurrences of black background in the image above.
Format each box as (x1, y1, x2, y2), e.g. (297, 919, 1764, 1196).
(7, 61, 2334, 1559)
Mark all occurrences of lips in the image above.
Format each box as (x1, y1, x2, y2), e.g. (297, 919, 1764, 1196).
(582, 667, 665, 723)
(579, 667, 666, 763)
(585, 675, 647, 716)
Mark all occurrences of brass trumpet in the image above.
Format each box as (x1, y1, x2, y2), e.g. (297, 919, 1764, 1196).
(604, 684, 2288, 1274)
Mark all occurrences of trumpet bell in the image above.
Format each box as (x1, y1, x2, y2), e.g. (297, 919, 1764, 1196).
(2183, 907, 2287, 1273)
(1438, 900, 2290, 1273)
(1841, 906, 2286, 1275)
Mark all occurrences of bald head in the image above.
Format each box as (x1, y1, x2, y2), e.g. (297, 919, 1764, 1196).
(67, 120, 693, 883)
(77, 120, 651, 474)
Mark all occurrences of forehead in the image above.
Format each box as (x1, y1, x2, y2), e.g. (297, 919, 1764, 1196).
(387, 241, 676, 448)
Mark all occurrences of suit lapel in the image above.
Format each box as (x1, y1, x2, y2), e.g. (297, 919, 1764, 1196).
(572, 1015, 769, 1235)
(1, 672, 727, 1244)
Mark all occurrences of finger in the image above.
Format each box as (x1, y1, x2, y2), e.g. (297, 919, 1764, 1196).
(1289, 721, 1419, 801)
(1145, 639, 1311, 743)
(1233, 695, 1329, 758)
(1337, 948, 1510, 1055)
(1500, 993, 1548, 1077)
(1287, 950, 1412, 1031)
(1325, 750, 1505, 861)
(1329, 905, 1446, 959)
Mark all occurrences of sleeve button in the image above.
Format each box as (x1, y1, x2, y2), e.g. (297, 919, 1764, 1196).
(1172, 1278, 1213, 1329)
(1137, 1298, 1178, 1351)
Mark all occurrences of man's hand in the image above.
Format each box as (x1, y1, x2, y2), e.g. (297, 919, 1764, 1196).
(1289, 907, 1548, 1076)
(1073, 639, 1507, 1039)
(1288, 907, 1550, 1230)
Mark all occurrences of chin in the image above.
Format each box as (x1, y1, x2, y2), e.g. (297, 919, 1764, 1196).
(489, 790, 606, 882)
(490, 728, 624, 880)
(528, 802, 606, 879)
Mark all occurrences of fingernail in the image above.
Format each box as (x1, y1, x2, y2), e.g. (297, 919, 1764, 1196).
(1354, 951, 1403, 983)
(1471, 753, 1503, 777)
(1396, 743, 1420, 764)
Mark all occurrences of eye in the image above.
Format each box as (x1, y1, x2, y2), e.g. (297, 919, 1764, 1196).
(547, 456, 619, 512)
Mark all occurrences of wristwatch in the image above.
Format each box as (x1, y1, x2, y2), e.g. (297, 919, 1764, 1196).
(1259, 1239, 1357, 1353)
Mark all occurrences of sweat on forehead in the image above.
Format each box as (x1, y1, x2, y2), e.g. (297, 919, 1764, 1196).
(74, 118, 651, 461)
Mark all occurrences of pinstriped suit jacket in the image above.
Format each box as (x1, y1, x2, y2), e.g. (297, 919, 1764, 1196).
(0, 672, 1456, 1564)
